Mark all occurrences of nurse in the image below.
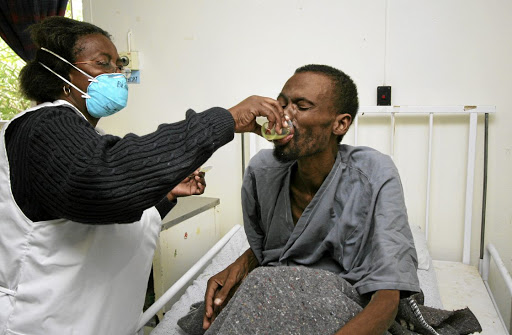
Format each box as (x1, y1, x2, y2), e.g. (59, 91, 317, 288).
(0, 16, 285, 335)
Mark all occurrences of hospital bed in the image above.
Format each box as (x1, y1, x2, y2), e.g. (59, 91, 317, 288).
(139, 106, 511, 335)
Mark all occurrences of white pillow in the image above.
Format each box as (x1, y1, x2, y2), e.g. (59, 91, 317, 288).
(409, 224, 431, 270)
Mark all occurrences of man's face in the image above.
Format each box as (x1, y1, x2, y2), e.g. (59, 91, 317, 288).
(273, 72, 338, 163)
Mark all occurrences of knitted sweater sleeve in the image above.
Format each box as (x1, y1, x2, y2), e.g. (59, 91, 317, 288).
(7, 105, 234, 224)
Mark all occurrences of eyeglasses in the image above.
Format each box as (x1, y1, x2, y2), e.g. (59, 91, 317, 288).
(73, 60, 132, 79)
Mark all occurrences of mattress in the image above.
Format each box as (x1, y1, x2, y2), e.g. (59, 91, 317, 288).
(433, 260, 507, 335)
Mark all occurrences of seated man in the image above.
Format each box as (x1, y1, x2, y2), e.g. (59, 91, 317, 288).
(202, 64, 420, 334)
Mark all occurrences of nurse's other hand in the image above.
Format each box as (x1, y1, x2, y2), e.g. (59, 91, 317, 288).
(166, 170, 205, 201)
(228, 95, 287, 134)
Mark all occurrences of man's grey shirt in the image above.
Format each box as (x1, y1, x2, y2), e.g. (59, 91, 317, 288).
(242, 145, 420, 295)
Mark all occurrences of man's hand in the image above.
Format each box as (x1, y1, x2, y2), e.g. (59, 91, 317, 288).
(336, 290, 400, 335)
(166, 169, 206, 202)
(203, 248, 259, 330)
(228, 95, 287, 134)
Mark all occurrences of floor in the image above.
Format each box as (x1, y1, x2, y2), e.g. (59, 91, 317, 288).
(433, 260, 508, 335)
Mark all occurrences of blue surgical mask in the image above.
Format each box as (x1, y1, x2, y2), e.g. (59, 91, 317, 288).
(39, 47, 128, 118)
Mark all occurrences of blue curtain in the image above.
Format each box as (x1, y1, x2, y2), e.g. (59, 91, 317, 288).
(0, 0, 68, 61)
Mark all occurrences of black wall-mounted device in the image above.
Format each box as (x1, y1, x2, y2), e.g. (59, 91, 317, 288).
(377, 86, 391, 106)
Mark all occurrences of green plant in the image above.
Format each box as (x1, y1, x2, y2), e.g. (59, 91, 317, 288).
(0, 40, 31, 120)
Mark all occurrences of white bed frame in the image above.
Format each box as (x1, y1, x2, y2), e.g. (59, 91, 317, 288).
(137, 105, 512, 335)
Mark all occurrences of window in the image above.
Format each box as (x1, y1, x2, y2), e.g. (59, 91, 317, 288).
(0, 40, 30, 120)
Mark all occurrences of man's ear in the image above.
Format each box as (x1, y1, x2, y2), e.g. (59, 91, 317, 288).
(333, 113, 352, 136)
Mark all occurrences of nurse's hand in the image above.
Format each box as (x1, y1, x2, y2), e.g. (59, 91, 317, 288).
(228, 96, 287, 134)
(203, 248, 259, 330)
(166, 169, 206, 201)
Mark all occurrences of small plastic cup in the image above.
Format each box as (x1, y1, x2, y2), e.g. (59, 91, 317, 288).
(261, 121, 293, 141)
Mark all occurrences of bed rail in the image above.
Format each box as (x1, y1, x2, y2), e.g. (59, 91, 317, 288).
(136, 224, 242, 333)
(480, 243, 512, 333)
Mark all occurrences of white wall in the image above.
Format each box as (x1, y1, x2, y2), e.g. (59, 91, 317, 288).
(84, 0, 511, 276)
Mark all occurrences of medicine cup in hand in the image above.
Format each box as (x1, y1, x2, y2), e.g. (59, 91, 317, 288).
(261, 120, 293, 141)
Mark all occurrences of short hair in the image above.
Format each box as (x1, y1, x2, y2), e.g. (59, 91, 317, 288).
(19, 17, 111, 103)
(295, 64, 359, 142)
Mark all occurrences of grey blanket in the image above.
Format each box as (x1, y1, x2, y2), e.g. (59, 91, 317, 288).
(177, 266, 481, 335)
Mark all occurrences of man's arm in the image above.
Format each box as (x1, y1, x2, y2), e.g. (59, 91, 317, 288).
(336, 290, 399, 335)
(203, 248, 259, 330)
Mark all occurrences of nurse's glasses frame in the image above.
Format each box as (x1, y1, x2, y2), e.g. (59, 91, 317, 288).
(73, 60, 132, 79)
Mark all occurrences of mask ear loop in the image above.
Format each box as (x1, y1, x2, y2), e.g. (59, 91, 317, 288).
(40, 47, 98, 82)
(38, 62, 91, 99)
